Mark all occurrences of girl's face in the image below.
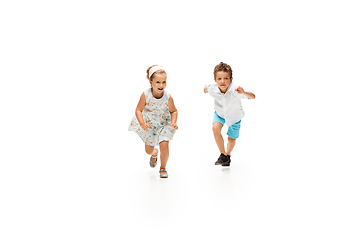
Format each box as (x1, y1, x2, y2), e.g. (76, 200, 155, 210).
(215, 71, 232, 93)
(150, 73, 167, 96)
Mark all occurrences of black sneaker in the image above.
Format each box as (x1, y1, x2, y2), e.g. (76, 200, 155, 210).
(215, 153, 230, 165)
(222, 155, 231, 166)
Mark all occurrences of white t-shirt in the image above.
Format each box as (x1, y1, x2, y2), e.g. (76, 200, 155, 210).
(206, 82, 248, 126)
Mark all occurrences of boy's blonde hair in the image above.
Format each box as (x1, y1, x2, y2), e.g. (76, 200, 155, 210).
(214, 62, 233, 79)
(146, 65, 167, 81)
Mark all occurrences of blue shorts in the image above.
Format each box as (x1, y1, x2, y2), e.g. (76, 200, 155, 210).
(213, 111, 241, 139)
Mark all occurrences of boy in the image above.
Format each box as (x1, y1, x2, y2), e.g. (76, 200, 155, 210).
(204, 62, 255, 166)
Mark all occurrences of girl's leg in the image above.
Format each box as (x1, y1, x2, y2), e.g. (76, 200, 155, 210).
(145, 144, 157, 162)
(212, 122, 226, 154)
(159, 141, 169, 172)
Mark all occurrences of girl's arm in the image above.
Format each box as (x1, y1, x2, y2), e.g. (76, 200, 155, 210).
(168, 96, 178, 130)
(135, 93, 151, 130)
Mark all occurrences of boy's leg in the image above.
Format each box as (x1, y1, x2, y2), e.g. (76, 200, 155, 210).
(226, 136, 236, 156)
(223, 120, 241, 166)
(212, 122, 226, 155)
(212, 112, 230, 165)
(159, 141, 169, 172)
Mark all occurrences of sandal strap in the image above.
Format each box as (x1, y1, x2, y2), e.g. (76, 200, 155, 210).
(159, 169, 167, 172)
(150, 148, 158, 158)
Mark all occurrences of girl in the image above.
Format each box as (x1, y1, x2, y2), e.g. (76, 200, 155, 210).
(128, 65, 178, 178)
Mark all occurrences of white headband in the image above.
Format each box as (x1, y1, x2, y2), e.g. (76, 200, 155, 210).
(149, 65, 165, 78)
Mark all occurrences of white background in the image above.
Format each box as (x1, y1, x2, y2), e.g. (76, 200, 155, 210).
(1, 0, 360, 239)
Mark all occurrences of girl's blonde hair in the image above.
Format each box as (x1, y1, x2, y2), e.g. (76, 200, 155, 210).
(146, 65, 167, 81)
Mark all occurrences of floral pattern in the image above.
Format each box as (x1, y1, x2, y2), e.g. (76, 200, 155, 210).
(128, 88, 176, 146)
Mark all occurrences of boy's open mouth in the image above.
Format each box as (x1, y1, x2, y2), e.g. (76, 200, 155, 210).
(158, 88, 163, 90)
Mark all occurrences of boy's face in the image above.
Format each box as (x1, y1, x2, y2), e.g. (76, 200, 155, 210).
(214, 71, 232, 93)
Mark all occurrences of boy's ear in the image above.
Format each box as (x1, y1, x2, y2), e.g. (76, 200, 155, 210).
(231, 77, 233, 82)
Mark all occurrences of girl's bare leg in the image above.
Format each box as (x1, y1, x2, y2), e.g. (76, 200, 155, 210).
(159, 141, 169, 173)
(145, 144, 157, 162)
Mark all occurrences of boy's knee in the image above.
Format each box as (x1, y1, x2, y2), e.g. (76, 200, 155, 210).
(212, 123, 222, 134)
(228, 136, 236, 142)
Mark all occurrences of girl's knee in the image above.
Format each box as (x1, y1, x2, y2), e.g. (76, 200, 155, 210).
(159, 141, 169, 151)
(145, 145, 154, 155)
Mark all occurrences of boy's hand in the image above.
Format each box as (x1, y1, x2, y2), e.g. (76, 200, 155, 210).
(140, 122, 151, 130)
(204, 85, 208, 93)
(170, 123, 178, 130)
(235, 86, 245, 94)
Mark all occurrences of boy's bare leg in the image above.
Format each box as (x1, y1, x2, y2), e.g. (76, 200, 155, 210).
(226, 136, 236, 156)
(212, 122, 226, 155)
(159, 141, 169, 173)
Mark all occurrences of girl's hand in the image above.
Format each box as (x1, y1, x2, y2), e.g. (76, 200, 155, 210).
(235, 86, 245, 94)
(204, 85, 208, 93)
(140, 122, 151, 130)
(170, 123, 178, 130)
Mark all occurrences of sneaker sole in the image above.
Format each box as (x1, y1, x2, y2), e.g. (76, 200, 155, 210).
(215, 160, 230, 166)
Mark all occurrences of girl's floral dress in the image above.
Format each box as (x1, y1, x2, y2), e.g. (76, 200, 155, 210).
(128, 88, 176, 146)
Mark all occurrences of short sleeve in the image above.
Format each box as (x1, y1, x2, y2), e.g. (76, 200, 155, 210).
(206, 84, 218, 98)
(205, 84, 211, 92)
(235, 93, 248, 100)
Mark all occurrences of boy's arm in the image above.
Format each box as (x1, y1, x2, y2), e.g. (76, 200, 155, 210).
(235, 86, 256, 99)
(204, 85, 208, 93)
(204, 84, 217, 98)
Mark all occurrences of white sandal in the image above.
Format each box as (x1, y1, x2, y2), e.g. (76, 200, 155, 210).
(159, 169, 168, 178)
(149, 148, 158, 168)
